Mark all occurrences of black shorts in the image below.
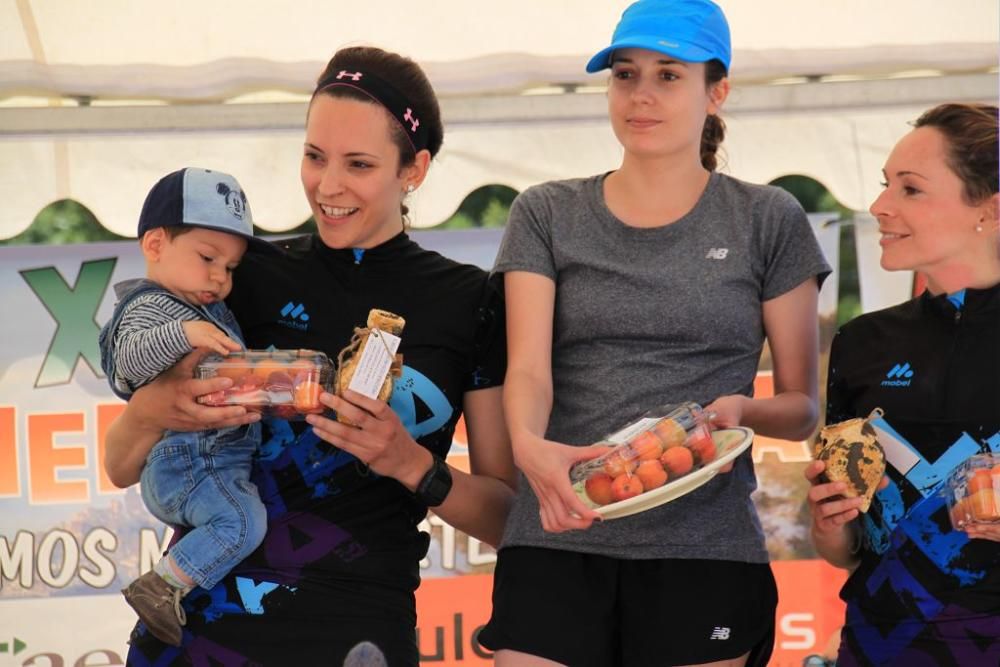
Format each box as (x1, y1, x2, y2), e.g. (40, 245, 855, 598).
(479, 547, 778, 667)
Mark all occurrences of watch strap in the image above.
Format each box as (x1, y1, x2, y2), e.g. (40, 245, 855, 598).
(416, 454, 453, 507)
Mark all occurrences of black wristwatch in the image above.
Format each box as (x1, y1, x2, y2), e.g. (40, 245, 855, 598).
(416, 454, 453, 507)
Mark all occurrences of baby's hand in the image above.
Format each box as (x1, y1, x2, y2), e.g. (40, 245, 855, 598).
(182, 321, 241, 356)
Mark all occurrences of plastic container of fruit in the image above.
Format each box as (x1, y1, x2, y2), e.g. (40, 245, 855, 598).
(943, 452, 1000, 529)
(569, 402, 755, 519)
(195, 349, 334, 419)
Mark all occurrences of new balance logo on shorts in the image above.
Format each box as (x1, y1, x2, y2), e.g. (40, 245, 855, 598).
(881, 362, 914, 387)
(705, 248, 729, 259)
(278, 301, 310, 331)
(710, 626, 731, 640)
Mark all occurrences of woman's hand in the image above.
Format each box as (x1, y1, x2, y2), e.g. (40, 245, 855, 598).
(803, 459, 891, 568)
(142, 350, 258, 431)
(704, 394, 746, 430)
(512, 435, 609, 533)
(964, 523, 1000, 542)
(305, 390, 427, 484)
(804, 460, 866, 532)
(703, 394, 745, 473)
(104, 350, 259, 488)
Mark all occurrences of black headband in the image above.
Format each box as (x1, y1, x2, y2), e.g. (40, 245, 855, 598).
(313, 69, 429, 154)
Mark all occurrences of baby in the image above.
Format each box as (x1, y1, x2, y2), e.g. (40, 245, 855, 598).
(99, 167, 272, 646)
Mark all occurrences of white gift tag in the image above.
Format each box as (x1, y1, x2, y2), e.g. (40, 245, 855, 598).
(347, 329, 401, 399)
(870, 416, 920, 476)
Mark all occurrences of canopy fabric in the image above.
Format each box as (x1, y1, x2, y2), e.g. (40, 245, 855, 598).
(1, 0, 997, 238)
(4, 0, 997, 94)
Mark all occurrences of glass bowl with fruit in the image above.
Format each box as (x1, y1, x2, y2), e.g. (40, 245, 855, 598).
(569, 402, 754, 519)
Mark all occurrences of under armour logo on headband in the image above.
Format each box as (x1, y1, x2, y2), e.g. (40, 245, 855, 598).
(403, 108, 420, 133)
(313, 68, 430, 153)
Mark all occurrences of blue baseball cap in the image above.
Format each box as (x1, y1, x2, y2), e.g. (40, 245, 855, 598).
(137, 167, 273, 254)
(586, 0, 731, 74)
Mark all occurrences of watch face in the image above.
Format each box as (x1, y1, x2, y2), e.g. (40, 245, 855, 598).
(419, 456, 453, 506)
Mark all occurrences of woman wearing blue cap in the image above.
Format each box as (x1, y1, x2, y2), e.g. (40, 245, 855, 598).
(479, 1, 830, 665)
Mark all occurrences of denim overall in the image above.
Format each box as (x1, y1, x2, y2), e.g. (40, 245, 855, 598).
(100, 279, 265, 589)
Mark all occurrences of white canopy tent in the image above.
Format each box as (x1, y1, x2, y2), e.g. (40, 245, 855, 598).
(1, 0, 997, 239)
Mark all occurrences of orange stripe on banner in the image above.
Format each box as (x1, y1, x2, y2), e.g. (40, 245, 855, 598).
(0, 406, 17, 496)
(96, 403, 126, 494)
(28, 413, 87, 503)
(416, 574, 495, 665)
(771, 560, 848, 666)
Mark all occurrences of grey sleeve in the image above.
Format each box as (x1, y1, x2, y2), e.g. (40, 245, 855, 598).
(757, 189, 833, 301)
(492, 186, 557, 280)
(113, 299, 195, 388)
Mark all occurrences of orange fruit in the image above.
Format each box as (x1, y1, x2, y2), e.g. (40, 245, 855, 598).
(660, 446, 695, 478)
(584, 472, 615, 506)
(293, 379, 323, 413)
(969, 469, 994, 494)
(689, 434, 717, 464)
(288, 359, 318, 382)
(950, 499, 968, 528)
(603, 451, 638, 478)
(969, 488, 1000, 522)
(653, 419, 687, 449)
(213, 358, 247, 381)
(611, 473, 643, 502)
(635, 459, 668, 490)
(630, 431, 664, 460)
(253, 359, 287, 380)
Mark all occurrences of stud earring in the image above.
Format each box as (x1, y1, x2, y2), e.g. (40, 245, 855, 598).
(976, 220, 984, 232)
(405, 184, 415, 194)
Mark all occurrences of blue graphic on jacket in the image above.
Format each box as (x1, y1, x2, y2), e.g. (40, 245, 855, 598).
(863, 423, 1000, 585)
(390, 366, 453, 438)
(252, 365, 452, 512)
(236, 577, 282, 615)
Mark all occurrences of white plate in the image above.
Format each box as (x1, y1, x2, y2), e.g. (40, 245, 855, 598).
(583, 427, 755, 520)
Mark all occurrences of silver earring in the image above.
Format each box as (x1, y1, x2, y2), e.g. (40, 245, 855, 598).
(976, 221, 984, 232)
(405, 184, 415, 194)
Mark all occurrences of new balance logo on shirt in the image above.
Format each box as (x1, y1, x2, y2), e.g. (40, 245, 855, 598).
(705, 248, 729, 260)
(709, 626, 731, 640)
(278, 301, 310, 331)
(881, 362, 914, 387)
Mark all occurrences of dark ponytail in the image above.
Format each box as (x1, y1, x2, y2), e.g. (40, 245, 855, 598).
(700, 59, 728, 171)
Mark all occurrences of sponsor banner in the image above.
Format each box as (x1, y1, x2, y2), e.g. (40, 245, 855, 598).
(1, 233, 850, 664)
(0, 594, 132, 663)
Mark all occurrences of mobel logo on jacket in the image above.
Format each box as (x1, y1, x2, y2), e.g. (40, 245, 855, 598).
(881, 362, 914, 388)
(277, 301, 311, 331)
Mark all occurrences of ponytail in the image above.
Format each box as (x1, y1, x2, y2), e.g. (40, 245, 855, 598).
(701, 59, 728, 171)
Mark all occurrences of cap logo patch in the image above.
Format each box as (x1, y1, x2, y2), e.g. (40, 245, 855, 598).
(215, 182, 247, 221)
(657, 40, 680, 48)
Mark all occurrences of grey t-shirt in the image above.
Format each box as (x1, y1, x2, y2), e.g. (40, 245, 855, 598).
(494, 171, 831, 562)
